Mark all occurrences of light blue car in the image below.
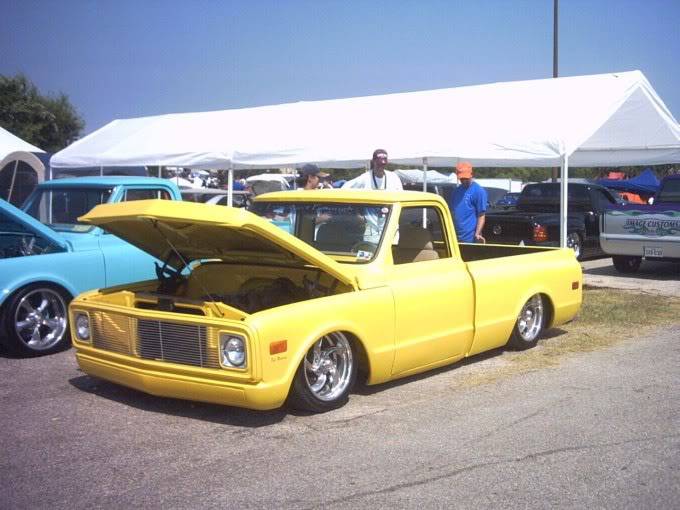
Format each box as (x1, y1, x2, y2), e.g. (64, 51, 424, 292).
(0, 177, 182, 356)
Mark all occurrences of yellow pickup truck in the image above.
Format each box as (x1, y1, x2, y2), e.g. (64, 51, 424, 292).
(69, 190, 582, 413)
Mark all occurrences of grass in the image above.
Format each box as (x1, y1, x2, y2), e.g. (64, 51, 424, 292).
(456, 288, 680, 387)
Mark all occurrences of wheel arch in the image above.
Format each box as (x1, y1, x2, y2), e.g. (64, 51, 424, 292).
(512, 289, 555, 329)
(1, 276, 77, 309)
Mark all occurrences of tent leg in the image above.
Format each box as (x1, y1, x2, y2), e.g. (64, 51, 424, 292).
(7, 159, 19, 204)
(560, 154, 569, 248)
(422, 157, 428, 227)
(227, 164, 234, 207)
(422, 157, 428, 193)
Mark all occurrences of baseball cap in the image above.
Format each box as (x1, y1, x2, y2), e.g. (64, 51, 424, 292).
(456, 161, 473, 178)
(301, 163, 329, 178)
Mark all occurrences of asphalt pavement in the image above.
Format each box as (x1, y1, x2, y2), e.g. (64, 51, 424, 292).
(1, 320, 679, 508)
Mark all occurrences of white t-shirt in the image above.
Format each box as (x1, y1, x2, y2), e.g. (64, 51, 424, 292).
(342, 171, 403, 191)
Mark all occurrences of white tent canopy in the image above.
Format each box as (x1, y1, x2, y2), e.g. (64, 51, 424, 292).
(50, 70, 680, 247)
(0, 126, 46, 206)
(395, 169, 454, 184)
(0, 126, 44, 159)
(52, 70, 680, 170)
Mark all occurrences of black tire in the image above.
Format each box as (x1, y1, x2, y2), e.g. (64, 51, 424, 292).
(0, 283, 71, 357)
(612, 256, 641, 274)
(566, 232, 583, 260)
(288, 332, 357, 413)
(507, 294, 545, 350)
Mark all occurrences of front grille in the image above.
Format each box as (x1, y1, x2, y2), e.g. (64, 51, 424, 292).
(89, 311, 219, 369)
(91, 311, 135, 355)
(138, 320, 219, 368)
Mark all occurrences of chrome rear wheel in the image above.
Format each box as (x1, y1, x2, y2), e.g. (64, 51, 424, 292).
(508, 294, 545, 350)
(566, 232, 583, 260)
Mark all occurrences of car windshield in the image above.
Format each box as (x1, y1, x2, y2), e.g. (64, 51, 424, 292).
(250, 201, 391, 262)
(657, 179, 680, 204)
(23, 188, 113, 232)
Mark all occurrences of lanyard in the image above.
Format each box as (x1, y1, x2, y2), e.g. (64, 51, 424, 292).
(372, 172, 386, 190)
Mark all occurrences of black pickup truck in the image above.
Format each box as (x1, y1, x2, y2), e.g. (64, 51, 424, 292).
(482, 182, 624, 259)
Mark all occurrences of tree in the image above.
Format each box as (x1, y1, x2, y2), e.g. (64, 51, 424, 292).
(0, 74, 84, 152)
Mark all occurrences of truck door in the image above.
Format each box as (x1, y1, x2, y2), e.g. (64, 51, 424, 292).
(389, 205, 475, 376)
(99, 187, 172, 286)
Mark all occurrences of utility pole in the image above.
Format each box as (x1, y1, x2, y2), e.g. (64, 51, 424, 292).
(553, 0, 559, 78)
(551, 0, 559, 183)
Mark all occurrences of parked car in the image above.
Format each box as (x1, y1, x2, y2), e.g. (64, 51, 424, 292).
(484, 186, 508, 210)
(600, 174, 680, 272)
(402, 182, 457, 203)
(494, 192, 521, 209)
(69, 190, 581, 413)
(180, 188, 251, 208)
(0, 177, 181, 356)
(483, 182, 624, 260)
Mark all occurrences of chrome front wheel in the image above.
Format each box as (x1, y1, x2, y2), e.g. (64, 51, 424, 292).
(2, 285, 70, 356)
(289, 332, 357, 412)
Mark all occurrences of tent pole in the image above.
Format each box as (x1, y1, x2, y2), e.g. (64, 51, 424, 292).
(227, 163, 234, 207)
(7, 159, 19, 204)
(560, 154, 569, 248)
(422, 157, 429, 228)
(100, 165, 103, 177)
(422, 157, 428, 192)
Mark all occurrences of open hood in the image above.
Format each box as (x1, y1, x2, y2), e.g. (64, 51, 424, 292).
(79, 200, 357, 289)
(0, 198, 68, 250)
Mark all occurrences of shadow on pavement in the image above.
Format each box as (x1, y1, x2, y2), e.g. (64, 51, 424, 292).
(354, 328, 568, 397)
(69, 374, 287, 427)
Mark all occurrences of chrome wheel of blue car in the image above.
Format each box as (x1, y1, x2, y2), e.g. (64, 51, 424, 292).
(2, 284, 70, 356)
(289, 332, 357, 413)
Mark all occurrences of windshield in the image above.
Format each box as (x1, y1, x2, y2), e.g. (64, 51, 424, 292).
(250, 201, 391, 262)
(24, 188, 113, 232)
(657, 179, 680, 204)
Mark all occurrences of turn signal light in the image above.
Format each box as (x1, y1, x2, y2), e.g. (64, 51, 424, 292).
(533, 225, 548, 242)
(270, 340, 288, 355)
(572, 281, 580, 290)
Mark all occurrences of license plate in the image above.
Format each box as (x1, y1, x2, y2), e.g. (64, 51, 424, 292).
(644, 246, 663, 257)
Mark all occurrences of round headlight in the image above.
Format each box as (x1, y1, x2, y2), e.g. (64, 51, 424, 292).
(75, 313, 90, 341)
(221, 335, 246, 367)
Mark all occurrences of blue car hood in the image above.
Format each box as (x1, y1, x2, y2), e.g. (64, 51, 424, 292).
(0, 199, 69, 250)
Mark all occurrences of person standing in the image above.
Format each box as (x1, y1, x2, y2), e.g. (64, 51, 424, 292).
(296, 164, 330, 190)
(449, 161, 487, 243)
(342, 149, 403, 191)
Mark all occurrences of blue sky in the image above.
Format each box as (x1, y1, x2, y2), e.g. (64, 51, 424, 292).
(2, 0, 678, 134)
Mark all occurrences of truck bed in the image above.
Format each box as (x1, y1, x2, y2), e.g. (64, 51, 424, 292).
(459, 243, 557, 262)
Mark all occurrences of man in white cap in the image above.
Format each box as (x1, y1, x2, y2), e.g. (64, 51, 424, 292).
(342, 149, 403, 191)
